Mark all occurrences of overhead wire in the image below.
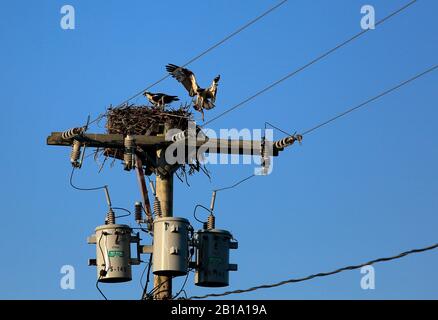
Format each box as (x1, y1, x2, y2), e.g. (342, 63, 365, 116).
(87, 0, 289, 126)
(64, 0, 431, 301)
(300, 64, 438, 136)
(193, 204, 212, 224)
(173, 274, 191, 300)
(70, 167, 132, 219)
(69, 167, 108, 192)
(214, 174, 256, 193)
(147, 276, 175, 299)
(173, 250, 195, 300)
(186, 65, 438, 298)
(112, 207, 132, 219)
(194, 174, 256, 224)
(96, 276, 108, 300)
(140, 254, 153, 300)
(265, 121, 294, 137)
(201, 0, 418, 127)
(188, 242, 438, 299)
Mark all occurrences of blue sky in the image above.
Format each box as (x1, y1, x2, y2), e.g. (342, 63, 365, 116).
(0, 0, 437, 299)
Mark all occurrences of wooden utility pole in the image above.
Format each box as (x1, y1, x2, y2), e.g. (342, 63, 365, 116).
(153, 172, 173, 299)
(152, 124, 174, 300)
(46, 128, 299, 300)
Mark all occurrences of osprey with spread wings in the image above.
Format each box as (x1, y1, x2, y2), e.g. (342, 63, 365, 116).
(166, 64, 220, 121)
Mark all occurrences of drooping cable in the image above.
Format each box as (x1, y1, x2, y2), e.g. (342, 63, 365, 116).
(188, 242, 438, 299)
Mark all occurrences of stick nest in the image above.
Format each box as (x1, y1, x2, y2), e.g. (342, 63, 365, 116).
(100, 104, 210, 184)
(106, 104, 193, 135)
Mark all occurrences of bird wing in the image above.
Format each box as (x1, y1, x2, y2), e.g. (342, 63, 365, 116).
(163, 95, 180, 103)
(208, 75, 220, 102)
(166, 64, 199, 97)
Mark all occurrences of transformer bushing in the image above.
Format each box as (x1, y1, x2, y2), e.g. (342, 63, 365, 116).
(194, 229, 238, 287)
(88, 224, 140, 283)
(153, 217, 190, 276)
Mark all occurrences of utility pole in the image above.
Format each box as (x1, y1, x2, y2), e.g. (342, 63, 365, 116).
(153, 172, 173, 299)
(47, 126, 300, 300)
(153, 124, 174, 300)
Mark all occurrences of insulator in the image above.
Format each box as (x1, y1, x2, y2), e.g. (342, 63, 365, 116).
(171, 131, 188, 142)
(134, 202, 143, 222)
(207, 214, 215, 230)
(260, 137, 271, 175)
(153, 197, 162, 218)
(210, 191, 217, 213)
(274, 136, 294, 149)
(70, 140, 82, 168)
(274, 134, 303, 150)
(62, 127, 84, 140)
(106, 209, 115, 225)
(123, 135, 136, 171)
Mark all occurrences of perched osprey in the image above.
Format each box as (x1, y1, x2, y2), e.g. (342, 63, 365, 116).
(143, 92, 179, 110)
(166, 63, 220, 121)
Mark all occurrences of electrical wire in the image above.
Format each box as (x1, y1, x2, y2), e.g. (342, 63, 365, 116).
(140, 254, 153, 299)
(172, 274, 191, 300)
(172, 247, 195, 300)
(214, 174, 256, 192)
(173, 268, 194, 300)
(96, 276, 108, 300)
(300, 64, 438, 136)
(193, 204, 212, 224)
(88, 0, 289, 126)
(96, 233, 108, 300)
(147, 276, 175, 299)
(188, 242, 438, 299)
(202, 0, 418, 127)
(265, 121, 295, 138)
(139, 262, 148, 291)
(112, 207, 132, 219)
(69, 167, 108, 192)
(116, 0, 288, 107)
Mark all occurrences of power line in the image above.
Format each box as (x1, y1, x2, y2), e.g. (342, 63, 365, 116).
(140, 254, 153, 300)
(193, 204, 212, 224)
(110, 0, 289, 110)
(202, 0, 418, 127)
(188, 242, 438, 299)
(112, 207, 132, 219)
(214, 174, 256, 192)
(96, 233, 108, 300)
(173, 253, 195, 300)
(301, 64, 438, 136)
(69, 167, 108, 192)
(146, 276, 175, 299)
(265, 121, 295, 137)
(96, 276, 107, 300)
